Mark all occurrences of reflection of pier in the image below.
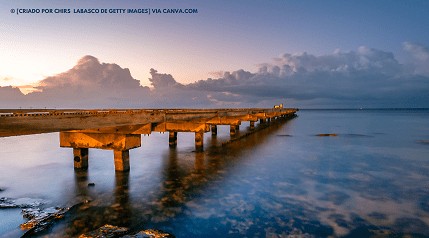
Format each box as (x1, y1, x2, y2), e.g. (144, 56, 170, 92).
(57, 117, 296, 237)
(0, 108, 297, 171)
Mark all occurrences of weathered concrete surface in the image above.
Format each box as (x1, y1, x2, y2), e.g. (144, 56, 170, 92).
(0, 108, 298, 137)
(195, 131, 204, 151)
(153, 122, 210, 133)
(60, 132, 139, 171)
(60, 132, 141, 150)
(3, 108, 297, 171)
(114, 150, 130, 172)
(73, 148, 89, 169)
(168, 131, 177, 147)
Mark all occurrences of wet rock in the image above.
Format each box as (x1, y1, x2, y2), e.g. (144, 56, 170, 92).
(287, 228, 315, 238)
(21, 206, 69, 231)
(316, 133, 338, 137)
(80, 225, 175, 238)
(0, 187, 5, 192)
(88, 182, 96, 187)
(0, 197, 44, 208)
(79, 224, 129, 238)
(417, 140, 429, 145)
(123, 229, 175, 238)
(21, 201, 86, 236)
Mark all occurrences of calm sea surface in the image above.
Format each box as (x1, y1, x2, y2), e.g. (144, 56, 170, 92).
(1, 109, 429, 237)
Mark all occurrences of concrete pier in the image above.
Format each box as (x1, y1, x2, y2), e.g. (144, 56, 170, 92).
(211, 125, 217, 136)
(73, 148, 88, 170)
(1, 107, 298, 172)
(250, 121, 255, 130)
(230, 125, 237, 136)
(114, 150, 130, 172)
(60, 132, 140, 171)
(169, 131, 178, 148)
(195, 131, 204, 152)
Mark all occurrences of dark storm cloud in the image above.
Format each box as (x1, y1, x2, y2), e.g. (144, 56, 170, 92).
(188, 46, 429, 108)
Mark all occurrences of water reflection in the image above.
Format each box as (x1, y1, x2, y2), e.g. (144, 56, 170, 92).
(3, 110, 429, 237)
(56, 117, 297, 237)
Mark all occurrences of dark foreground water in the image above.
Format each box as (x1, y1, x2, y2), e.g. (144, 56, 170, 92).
(1, 109, 429, 237)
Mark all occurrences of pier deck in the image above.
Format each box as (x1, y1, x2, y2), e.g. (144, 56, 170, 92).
(0, 108, 298, 171)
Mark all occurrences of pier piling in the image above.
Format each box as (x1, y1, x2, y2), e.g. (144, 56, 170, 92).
(169, 131, 178, 148)
(211, 125, 217, 136)
(1, 108, 297, 172)
(73, 148, 88, 170)
(114, 150, 130, 172)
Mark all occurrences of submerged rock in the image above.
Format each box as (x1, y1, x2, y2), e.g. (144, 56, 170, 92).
(21, 201, 86, 236)
(136, 229, 175, 238)
(81, 225, 175, 238)
(417, 140, 429, 145)
(316, 133, 338, 137)
(21, 206, 69, 232)
(0, 197, 44, 208)
(79, 224, 129, 238)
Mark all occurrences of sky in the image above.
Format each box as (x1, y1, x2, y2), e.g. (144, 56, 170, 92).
(1, 0, 429, 108)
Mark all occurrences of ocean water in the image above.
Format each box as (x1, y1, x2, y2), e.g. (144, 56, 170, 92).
(0, 109, 428, 237)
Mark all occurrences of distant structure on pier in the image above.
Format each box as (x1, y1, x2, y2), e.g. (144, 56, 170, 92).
(274, 103, 283, 109)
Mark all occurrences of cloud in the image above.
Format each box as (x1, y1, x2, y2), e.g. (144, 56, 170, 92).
(208, 71, 225, 79)
(403, 42, 429, 75)
(0, 56, 209, 108)
(37, 55, 143, 91)
(149, 68, 182, 89)
(1, 45, 428, 109)
(0, 86, 26, 108)
(188, 46, 428, 108)
(403, 42, 429, 61)
(22, 55, 153, 108)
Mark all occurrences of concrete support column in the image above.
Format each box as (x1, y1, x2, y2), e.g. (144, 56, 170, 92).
(230, 125, 237, 136)
(267, 117, 271, 123)
(250, 121, 255, 130)
(114, 150, 130, 172)
(211, 125, 217, 136)
(169, 131, 177, 148)
(260, 118, 265, 124)
(235, 125, 240, 131)
(195, 131, 204, 152)
(73, 148, 88, 170)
